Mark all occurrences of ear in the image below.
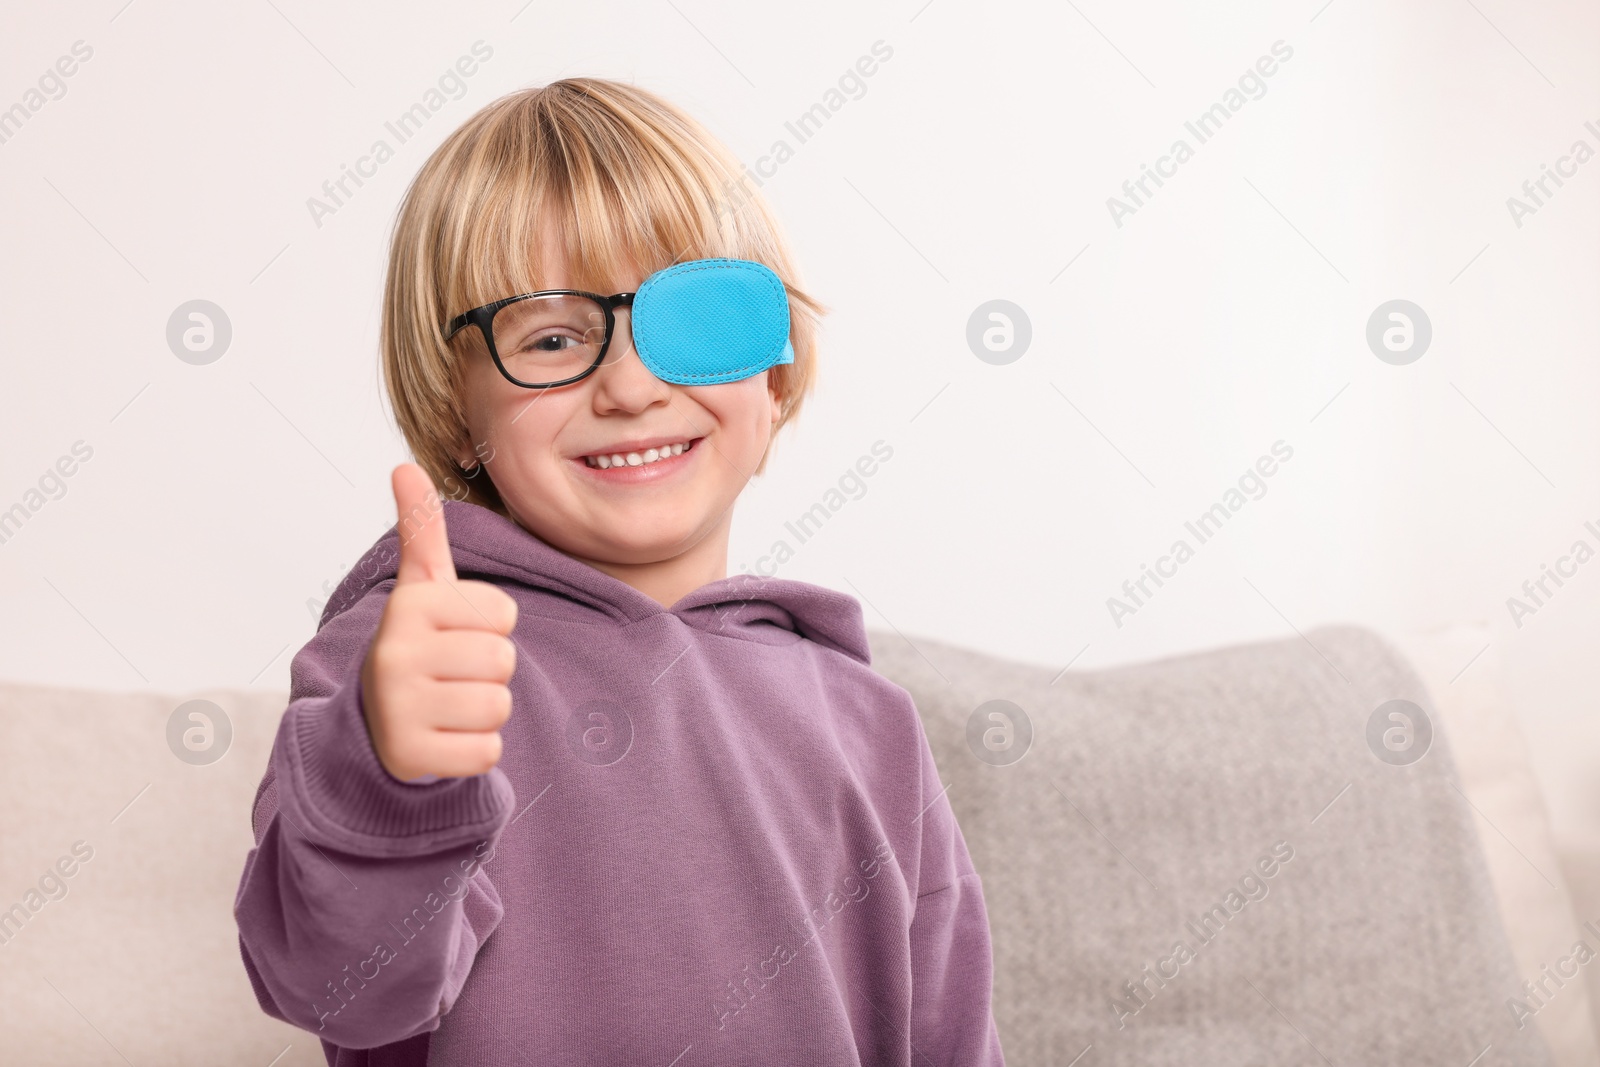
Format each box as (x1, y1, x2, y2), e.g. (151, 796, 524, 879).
(451, 433, 477, 470)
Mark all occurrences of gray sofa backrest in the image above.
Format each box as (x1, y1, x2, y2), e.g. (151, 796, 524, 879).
(866, 623, 1552, 1067)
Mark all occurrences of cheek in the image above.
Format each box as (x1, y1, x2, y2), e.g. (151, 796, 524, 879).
(456, 362, 501, 444)
(481, 394, 572, 477)
(709, 379, 776, 433)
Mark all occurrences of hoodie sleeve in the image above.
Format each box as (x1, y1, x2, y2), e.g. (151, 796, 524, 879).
(906, 725, 1007, 1065)
(233, 580, 517, 1050)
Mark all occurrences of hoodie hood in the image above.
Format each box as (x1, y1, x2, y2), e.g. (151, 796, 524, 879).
(320, 497, 872, 666)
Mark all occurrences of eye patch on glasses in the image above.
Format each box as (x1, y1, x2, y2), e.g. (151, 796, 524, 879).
(444, 256, 794, 389)
(631, 258, 794, 384)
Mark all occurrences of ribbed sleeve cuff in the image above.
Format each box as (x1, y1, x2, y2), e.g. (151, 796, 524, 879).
(276, 652, 515, 857)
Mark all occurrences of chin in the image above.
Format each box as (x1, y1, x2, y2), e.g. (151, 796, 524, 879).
(598, 519, 704, 560)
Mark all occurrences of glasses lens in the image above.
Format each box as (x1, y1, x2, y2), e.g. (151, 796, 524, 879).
(490, 295, 608, 385)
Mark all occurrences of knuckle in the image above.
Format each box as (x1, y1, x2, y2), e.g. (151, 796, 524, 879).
(490, 684, 513, 724)
(464, 581, 516, 631)
(390, 582, 427, 612)
(390, 586, 440, 628)
(476, 732, 503, 774)
(448, 682, 498, 726)
(471, 683, 508, 722)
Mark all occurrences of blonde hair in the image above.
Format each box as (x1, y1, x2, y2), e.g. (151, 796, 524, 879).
(379, 77, 826, 514)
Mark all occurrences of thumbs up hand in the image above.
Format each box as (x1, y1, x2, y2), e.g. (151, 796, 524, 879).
(359, 463, 519, 782)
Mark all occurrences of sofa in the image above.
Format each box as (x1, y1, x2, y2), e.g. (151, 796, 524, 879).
(0, 621, 1590, 1065)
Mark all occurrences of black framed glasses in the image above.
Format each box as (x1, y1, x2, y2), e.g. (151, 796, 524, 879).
(443, 289, 637, 389)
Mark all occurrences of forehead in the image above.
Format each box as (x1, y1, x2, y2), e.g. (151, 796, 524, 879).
(506, 203, 652, 297)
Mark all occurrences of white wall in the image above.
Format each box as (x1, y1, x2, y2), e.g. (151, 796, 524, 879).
(2, 1, 1597, 837)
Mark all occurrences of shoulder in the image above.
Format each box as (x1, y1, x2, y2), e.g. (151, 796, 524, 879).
(288, 577, 396, 701)
(319, 537, 402, 626)
(802, 643, 930, 766)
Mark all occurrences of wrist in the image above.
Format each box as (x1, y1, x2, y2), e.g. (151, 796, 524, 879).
(276, 653, 513, 855)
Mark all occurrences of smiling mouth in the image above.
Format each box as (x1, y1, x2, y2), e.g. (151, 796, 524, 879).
(581, 438, 700, 469)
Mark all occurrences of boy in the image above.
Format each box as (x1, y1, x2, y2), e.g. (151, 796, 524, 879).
(233, 76, 1005, 1066)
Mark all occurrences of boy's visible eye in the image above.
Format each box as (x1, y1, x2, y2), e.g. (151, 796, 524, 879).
(523, 333, 582, 353)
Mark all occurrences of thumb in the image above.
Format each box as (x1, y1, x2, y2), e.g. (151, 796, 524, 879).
(392, 463, 457, 584)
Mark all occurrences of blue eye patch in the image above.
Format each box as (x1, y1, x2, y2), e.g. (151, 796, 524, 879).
(630, 258, 794, 385)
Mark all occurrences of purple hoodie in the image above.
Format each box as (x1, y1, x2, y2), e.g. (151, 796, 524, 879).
(234, 498, 1005, 1065)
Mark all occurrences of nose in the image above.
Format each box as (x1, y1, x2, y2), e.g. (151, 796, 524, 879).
(590, 304, 668, 404)
(596, 304, 645, 373)
(610, 304, 636, 359)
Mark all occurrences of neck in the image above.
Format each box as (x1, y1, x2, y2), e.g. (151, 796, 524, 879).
(575, 523, 732, 609)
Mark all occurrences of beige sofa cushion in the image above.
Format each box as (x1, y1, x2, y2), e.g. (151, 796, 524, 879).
(0, 681, 322, 1065)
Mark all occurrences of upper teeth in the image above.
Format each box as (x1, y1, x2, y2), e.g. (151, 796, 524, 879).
(585, 440, 693, 468)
